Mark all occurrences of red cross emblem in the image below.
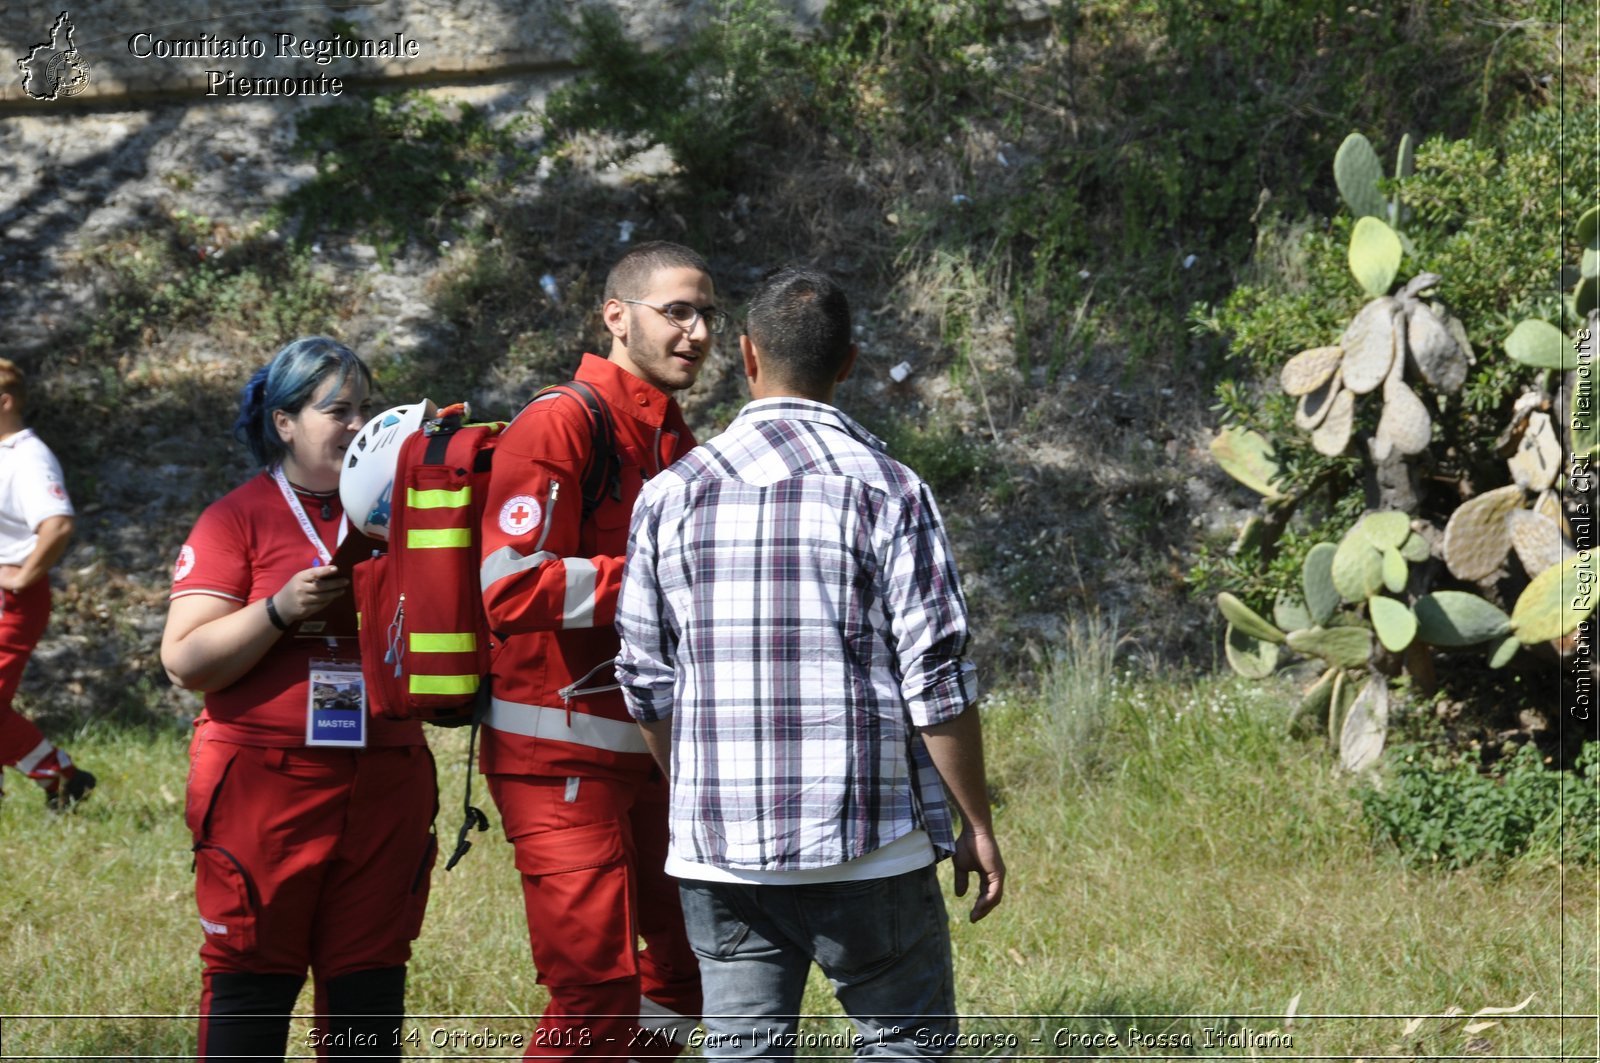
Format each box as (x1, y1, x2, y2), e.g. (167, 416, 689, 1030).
(499, 494, 542, 537)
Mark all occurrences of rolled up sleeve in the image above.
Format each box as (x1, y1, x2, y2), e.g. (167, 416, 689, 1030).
(882, 483, 978, 728)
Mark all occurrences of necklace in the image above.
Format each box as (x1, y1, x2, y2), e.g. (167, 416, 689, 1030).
(287, 480, 338, 521)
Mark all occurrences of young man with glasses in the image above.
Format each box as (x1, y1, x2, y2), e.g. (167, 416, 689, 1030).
(478, 242, 720, 1059)
(616, 266, 1005, 1057)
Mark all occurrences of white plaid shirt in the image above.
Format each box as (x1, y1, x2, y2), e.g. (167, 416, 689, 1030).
(616, 398, 977, 871)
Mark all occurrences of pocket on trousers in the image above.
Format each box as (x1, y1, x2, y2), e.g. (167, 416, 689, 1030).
(511, 820, 625, 877)
(808, 877, 903, 977)
(184, 739, 241, 840)
(194, 844, 259, 958)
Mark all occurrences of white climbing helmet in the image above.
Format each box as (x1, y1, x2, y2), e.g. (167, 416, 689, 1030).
(339, 400, 437, 540)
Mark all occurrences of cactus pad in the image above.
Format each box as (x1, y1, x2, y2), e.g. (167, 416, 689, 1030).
(1334, 133, 1386, 219)
(1375, 375, 1432, 457)
(1328, 669, 1357, 748)
(1217, 593, 1286, 643)
(1332, 530, 1384, 602)
(1394, 132, 1416, 180)
(1289, 667, 1338, 735)
(1533, 489, 1567, 531)
(1441, 484, 1524, 581)
(1340, 676, 1388, 773)
(1369, 595, 1417, 652)
(1339, 297, 1398, 394)
(1381, 546, 1409, 593)
(1512, 550, 1598, 645)
(1349, 217, 1404, 297)
(1281, 346, 1344, 396)
(1507, 411, 1561, 493)
(1210, 427, 1285, 500)
(1508, 508, 1567, 578)
(1295, 374, 1339, 431)
(1405, 303, 1466, 395)
(1400, 531, 1432, 563)
(1506, 319, 1573, 371)
(1359, 511, 1412, 550)
(1413, 591, 1513, 647)
(1488, 635, 1521, 670)
(1303, 542, 1341, 624)
(1311, 386, 1356, 455)
(1274, 595, 1313, 633)
(1399, 273, 1440, 301)
(1288, 625, 1373, 668)
(1225, 623, 1280, 678)
(1577, 275, 1598, 318)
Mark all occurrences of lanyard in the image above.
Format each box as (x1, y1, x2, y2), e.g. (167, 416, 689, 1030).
(271, 464, 345, 565)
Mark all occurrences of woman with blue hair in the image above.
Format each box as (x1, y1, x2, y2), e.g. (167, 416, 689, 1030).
(160, 337, 437, 1062)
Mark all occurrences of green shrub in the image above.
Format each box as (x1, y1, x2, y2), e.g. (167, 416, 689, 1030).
(1358, 742, 1599, 868)
(80, 211, 341, 355)
(868, 414, 995, 497)
(279, 90, 534, 260)
(543, 0, 804, 193)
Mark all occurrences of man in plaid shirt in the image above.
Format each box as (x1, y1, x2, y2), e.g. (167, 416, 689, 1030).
(615, 266, 1004, 1057)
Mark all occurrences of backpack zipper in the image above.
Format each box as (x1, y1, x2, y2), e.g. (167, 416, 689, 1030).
(384, 593, 406, 678)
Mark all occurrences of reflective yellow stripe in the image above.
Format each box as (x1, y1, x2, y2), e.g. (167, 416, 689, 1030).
(409, 673, 480, 696)
(407, 528, 472, 549)
(408, 486, 472, 509)
(410, 632, 475, 654)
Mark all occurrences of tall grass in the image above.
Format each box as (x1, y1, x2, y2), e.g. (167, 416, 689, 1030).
(1, 655, 1593, 1059)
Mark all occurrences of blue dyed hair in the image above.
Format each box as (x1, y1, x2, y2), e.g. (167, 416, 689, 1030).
(232, 336, 372, 467)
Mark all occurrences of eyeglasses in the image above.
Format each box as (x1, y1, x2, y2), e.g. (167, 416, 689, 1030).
(621, 299, 729, 335)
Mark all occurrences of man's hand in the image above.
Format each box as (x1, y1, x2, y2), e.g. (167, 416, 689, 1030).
(951, 828, 1005, 922)
(0, 564, 21, 594)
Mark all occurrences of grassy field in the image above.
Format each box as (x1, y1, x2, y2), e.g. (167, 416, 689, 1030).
(0, 649, 1593, 1060)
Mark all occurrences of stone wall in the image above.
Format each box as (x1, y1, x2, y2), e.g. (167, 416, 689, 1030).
(3, 0, 825, 106)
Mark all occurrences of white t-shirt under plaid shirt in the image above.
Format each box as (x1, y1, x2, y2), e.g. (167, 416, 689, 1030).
(616, 397, 978, 874)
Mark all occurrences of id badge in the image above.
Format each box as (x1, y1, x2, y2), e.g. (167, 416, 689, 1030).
(306, 659, 368, 748)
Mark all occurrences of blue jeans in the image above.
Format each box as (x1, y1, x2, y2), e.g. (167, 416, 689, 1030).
(677, 865, 957, 1059)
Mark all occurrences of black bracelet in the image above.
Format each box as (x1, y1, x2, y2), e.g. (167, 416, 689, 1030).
(264, 594, 289, 632)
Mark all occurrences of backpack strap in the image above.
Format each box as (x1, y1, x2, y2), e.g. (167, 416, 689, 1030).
(537, 380, 622, 521)
(445, 688, 491, 872)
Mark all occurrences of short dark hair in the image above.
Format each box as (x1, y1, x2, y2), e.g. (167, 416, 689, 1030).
(603, 241, 712, 302)
(745, 267, 852, 393)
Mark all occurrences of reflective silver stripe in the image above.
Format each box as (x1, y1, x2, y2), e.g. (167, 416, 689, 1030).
(16, 739, 53, 774)
(480, 545, 557, 593)
(486, 697, 648, 754)
(562, 558, 598, 629)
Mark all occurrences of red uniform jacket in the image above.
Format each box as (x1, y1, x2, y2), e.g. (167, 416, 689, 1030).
(479, 354, 696, 778)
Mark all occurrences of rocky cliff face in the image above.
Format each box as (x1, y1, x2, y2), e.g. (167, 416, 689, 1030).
(3, 1, 825, 105)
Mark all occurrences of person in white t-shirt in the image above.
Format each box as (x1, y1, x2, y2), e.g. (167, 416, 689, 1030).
(0, 359, 94, 810)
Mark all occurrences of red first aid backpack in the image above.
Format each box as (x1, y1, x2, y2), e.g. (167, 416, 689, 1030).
(350, 383, 620, 866)
(352, 384, 620, 724)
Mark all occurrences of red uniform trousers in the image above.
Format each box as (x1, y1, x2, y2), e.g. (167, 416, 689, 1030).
(186, 729, 438, 1056)
(0, 580, 70, 786)
(488, 771, 702, 1061)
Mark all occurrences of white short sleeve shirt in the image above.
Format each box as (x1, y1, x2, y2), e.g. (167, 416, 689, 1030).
(0, 429, 74, 566)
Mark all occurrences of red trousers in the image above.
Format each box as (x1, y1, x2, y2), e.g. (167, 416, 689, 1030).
(488, 772, 702, 1061)
(0, 580, 66, 783)
(187, 729, 438, 1052)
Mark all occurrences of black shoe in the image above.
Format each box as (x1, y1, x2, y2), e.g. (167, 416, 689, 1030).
(45, 769, 95, 812)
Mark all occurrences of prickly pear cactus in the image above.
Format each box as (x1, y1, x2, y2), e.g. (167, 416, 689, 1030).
(1209, 132, 1595, 764)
